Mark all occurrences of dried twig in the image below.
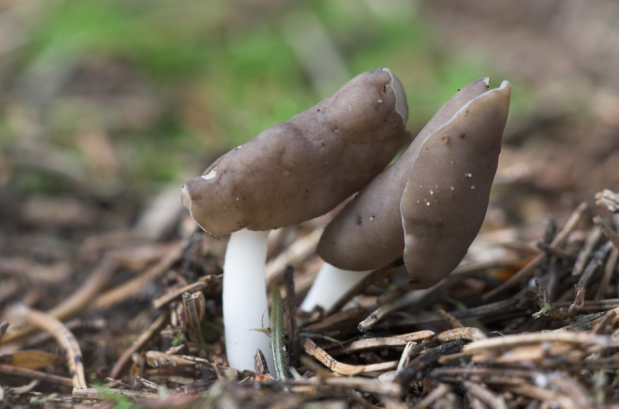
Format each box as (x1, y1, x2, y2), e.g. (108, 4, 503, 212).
(152, 279, 207, 310)
(483, 202, 588, 299)
(571, 226, 602, 276)
(412, 383, 451, 409)
(134, 376, 164, 393)
(593, 216, 619, 250)
(569, 243, 612, 314)
(1, 260, 115, 345)
(0, 364, 74, 387)
(396, 340, 466, 387)
(320, 377, 401, 397)
(182, 291, 206, 350)
(596, 246, 619, 300)
(358, 289, 427, 332)
(437, 327, 486, 342)
(462, 332, 611, 354)
(109, 311, 169, 380)
(536, 241, 576, 261)
(306, 307, 365, 330)
(391, 292, 525, 327)
(462, 381, 501, 408)
(506, 384, 574, 409)
(8, 305, 86, 388)
(330, 330, 434, 355)
(436, 308, 464, 328)
(253, 349, 271, 375)
(0, 322, 9, 344)
(302, 338, 397, 375)
(93, 241, 184, 310)
(72, 387, 159, 402)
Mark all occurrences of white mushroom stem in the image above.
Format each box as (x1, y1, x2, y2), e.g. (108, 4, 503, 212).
(300, 263, 372, 312)
(223, 228, 274, 373)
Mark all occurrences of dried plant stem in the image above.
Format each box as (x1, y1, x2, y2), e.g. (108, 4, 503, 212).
(254, 349, 271, 375)
(462, 381, 500, 409)
(570, 243, 613, 314)
(109, 311, 169, 380)
(506, 384, 574, 409)
(72, 387, 159, 402)
(358, 289, 428, 332)
(0, 321, 9, 344)
(462, 332, 610, 354)
(93, 241, 184, 310)
(396, 340, 466, 387)
(437, 327, 486, 342)
(331, 330, 434, 355)
(484, 202, 588, 299)
(10, 305, 86, 389)
(591, 308, 619, 334)
(412, 383, 451, 409)
(303, 338, 397, 375)
(1, 260, 115, 345)
(180, 355, 238, 381)
(452, 257, 525, 275)
(593, 216, 619, 250)
(134, 376, 164, 393)
(536, 241, 576, 261)
(436, 308, 463, 328)
(596, 246, 619, 300)
(555, 298, 618, 311)
(152, 280, 207, 310)
(572, 226, 603, 276)
(320, 377, 401, 396)
(306, 307, 365, 330)
(0, 363, 74, 387)
(182, 292, 206, 348)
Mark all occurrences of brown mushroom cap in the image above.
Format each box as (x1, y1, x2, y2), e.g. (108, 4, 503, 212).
(318, 79, 511, 286)
(182, 67, 409, 235)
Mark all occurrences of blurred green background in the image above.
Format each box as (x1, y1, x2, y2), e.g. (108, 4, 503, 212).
(0, 0, 617, 230)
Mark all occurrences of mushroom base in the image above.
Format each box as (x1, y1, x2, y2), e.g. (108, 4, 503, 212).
(300, 263, 372, 312)
(223, 229, 274, 373)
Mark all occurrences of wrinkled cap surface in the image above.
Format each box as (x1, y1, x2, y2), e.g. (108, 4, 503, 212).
(182, 67, 408, 235)
(319, 78, 511, 286)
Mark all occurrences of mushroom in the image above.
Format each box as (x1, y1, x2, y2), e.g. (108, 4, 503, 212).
(306, 78, 510, 309)
(181, 67, 408, 372)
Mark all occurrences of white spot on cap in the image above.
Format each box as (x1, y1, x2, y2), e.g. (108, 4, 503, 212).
(464, 173, 472, 179)
(202, 167, 217, 181)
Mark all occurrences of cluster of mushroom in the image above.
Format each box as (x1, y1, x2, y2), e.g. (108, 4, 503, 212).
(181, 68, 511, 373)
